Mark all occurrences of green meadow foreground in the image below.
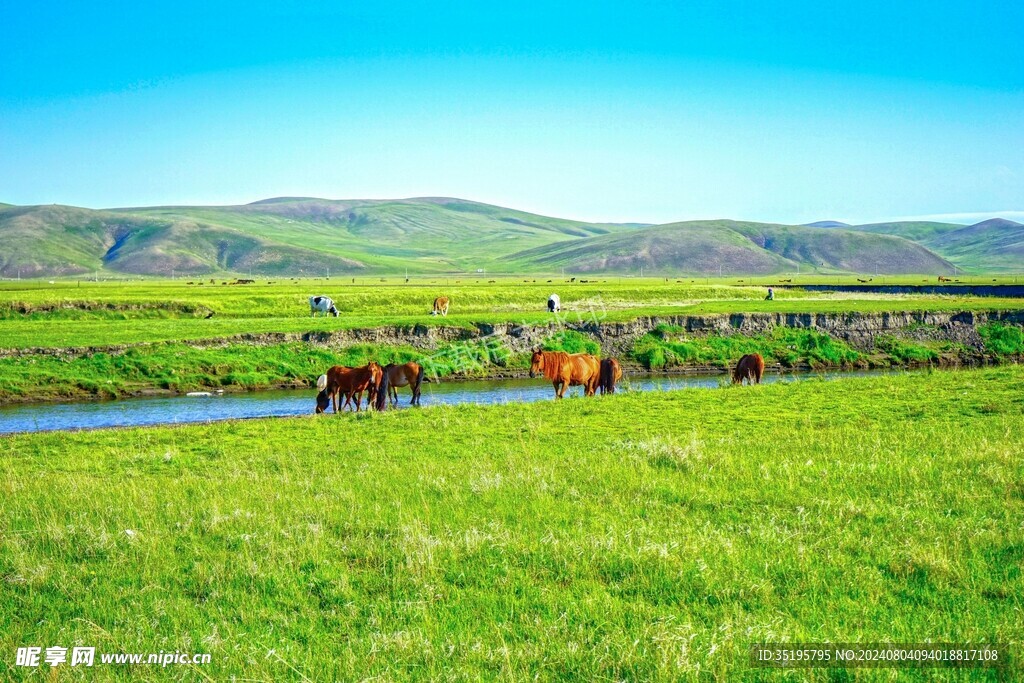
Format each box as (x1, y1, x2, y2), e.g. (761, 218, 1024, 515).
(2, 368, 1021, 680)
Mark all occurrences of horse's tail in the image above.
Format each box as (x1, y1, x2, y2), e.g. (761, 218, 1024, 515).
(413, 363, 425, 404)
(375, 370, 389, 411)
(316, 373, 328, 391)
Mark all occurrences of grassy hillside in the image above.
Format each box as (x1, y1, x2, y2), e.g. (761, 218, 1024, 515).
(811, 219, 1024, 272)
(0, 198, 990, 277)
(2, 367, 1021, 679)
(0, 204, 366, 278)
(512, 220, 955, 275)
(923, 219, 1024, 272)
(118, 197, 643, 274)
(839, 220, 964, 242)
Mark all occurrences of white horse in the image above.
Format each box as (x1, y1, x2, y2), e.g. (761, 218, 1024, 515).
(547, 293, 560, 313)
(309, 295, 339, 317)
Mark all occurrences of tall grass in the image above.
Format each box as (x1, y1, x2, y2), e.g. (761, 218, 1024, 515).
(1, 367, 1021, 680)
(632, 328, 862, 369)
(979, 323, 1024, 355)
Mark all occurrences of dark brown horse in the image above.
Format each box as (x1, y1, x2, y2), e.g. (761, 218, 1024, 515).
(599, 357, 622, 394)
(382, 361, 425, 406)
(316, 362, 383, 413)
(732, 353, 765, 385)
(529, 349, 601, 398)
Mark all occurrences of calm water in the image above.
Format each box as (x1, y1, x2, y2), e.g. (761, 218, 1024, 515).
(0, 370, 903, 435)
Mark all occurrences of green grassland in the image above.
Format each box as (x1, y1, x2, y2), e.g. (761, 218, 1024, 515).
(2, 279, 1024, 402)
(1, 367, 1021, 680)
(2, 278, 1024, 351)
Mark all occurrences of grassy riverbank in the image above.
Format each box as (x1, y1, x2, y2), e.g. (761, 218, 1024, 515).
(1, 367, 1021, 680)
(2, 279, 1024, 349)
(1, 324, 1022, 404)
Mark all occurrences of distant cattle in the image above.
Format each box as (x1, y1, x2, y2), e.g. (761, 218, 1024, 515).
(548, 294, 561, 313)
(309, 295, 339, 317)
(432, 297, 450, 316)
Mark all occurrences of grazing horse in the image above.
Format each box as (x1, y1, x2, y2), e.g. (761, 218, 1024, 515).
(432, 297, 450, 316)
(547, 293, 560, 312)
(309, 295, 339, 317)
(732, 353, 765, 385)
(599, 357, 623, 394)
(383, 361, 425, 406)
(316, 362, 383, 412)
(529, 349, 601, 398)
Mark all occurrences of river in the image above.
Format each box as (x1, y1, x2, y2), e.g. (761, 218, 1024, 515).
(0, 369, 914, 435)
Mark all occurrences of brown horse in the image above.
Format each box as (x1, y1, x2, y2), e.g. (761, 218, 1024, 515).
(316, 362, 383, 412)
(732, 353, 765, 385)
(599, 357, 622, 394)
(383, 361, 425, 406)
(529, 349, 601, 398)
(432, 296, 449, 316)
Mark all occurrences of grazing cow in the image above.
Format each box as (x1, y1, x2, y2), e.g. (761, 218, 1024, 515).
(732, 353, 765, 385)
(599, 358, 623, 394)
(432, 296, 450, 316)
(309, 295, 339, 317)
(547, 294, 561, 313)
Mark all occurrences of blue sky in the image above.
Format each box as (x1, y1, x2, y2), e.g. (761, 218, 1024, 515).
(1, 1, 1022, 224)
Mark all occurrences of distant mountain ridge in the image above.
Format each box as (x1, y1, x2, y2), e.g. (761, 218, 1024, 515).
(803, 220, 850, 228)
(0, 197, 1016, 277)
(808, 217, 1024, 272)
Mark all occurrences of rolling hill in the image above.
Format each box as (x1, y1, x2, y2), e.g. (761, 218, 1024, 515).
(922, 218, 1024, 272)
(510, 220, 955, 275)
(0, 197, 995, 277)
(807, 218, 1024, 272)
(0, 204, 366, 278)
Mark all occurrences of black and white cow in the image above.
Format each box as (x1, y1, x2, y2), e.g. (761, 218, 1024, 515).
(547, 293, 561, 313)
(309, 295, 339, 317)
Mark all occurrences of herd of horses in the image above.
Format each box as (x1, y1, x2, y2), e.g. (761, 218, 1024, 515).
(313, 350, 766, 414)
(315, 361, 425, 413)
(311, 291, 766, 411)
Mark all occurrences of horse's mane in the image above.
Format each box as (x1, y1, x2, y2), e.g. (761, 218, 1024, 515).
(543, 351, 567, 381)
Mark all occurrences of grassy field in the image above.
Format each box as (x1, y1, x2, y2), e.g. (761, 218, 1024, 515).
(2, 278, 1023, 402)
(1, 367, 1021, 680)
(2, 278, 1024, 350)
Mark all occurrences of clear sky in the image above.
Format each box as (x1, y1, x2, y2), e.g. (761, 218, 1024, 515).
(1, 1, 1022, 225)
